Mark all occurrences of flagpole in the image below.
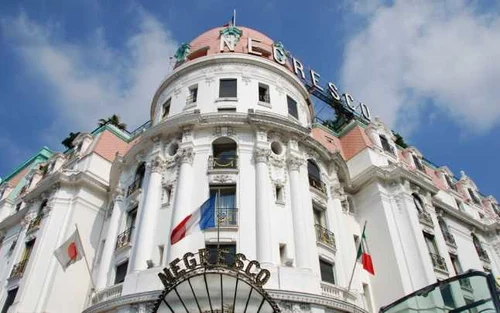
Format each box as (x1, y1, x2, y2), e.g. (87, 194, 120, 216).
(233, 9, 236, 27)
(347, 220, 367, 293)
(75, 224, 96, 291)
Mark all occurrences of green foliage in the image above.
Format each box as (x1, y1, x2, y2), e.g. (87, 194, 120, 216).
(98, 114, 127, 131)
(61, 132, 80, 149)
(393, 131, 408, 148)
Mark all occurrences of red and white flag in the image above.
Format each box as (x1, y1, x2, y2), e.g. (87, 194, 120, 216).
(54, 229, 84, 270)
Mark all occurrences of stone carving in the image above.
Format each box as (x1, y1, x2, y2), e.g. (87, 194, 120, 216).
(279, 301, 311, 313)
(42, 200, 55, 215)
(179, 148, 194, 164)
(212, 175, 234, 184)
(205, 76, 215, 85)
(148, 156, 165, 173)
(287, 155, 304, 171)
(113, 188, 125, 202)
(254, 148, 271, 163)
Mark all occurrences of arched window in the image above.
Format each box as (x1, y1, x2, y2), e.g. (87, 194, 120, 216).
(412, 193, 424, 213)
(38, 200, 48, 216)
(307, 160, 325, 193)
(211, 137, 237, 169)
(472, 234, 483, 252)
(437, 217, 448, 233)
(128, 163, 146, 196)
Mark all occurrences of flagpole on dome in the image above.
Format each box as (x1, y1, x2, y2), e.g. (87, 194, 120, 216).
(75, 224, 96, 291)
(347, 220, 367, 293)
(233, 9, 236, 27)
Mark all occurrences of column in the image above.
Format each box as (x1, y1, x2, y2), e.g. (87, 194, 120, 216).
(168, 147, 194, 261)
(129, 155, 164, 272)
(96, 188, 125, 290)
(254, 147, 273, 264)
(288, 155, 314, 270)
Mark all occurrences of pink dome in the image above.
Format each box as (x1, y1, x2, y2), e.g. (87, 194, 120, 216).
(182, 26, 277, 64)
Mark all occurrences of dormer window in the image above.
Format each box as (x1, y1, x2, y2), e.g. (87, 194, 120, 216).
(412, 155, 425, 172)
(379, 135, 395, 155)
(468, 188, 481, 205)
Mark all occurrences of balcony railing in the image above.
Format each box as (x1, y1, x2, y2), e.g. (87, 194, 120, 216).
(477, 249, 491, 263)
(418, 211, 434, 227)
(186, 94, 197, 105)
(27, 215, 43, 232)
(320, 282, 356, 301)
(459, 277, 473, 291)
(429, 253, 447, 272)
(10, 259, 28, 279)
(214, 208, 238, 227)
(115, 227, 133, 250)
(91, 283, 123, 305)
(208, 156, 238, 170)
(442, 230, 457, 247)
(308, 175, 326, 194)
(315, 224, 336, 250)
(126, 178, 142, 197)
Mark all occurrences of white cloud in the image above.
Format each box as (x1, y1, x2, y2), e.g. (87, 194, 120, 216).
(341, 0, 500, 134)
(1, 10, 178, 138)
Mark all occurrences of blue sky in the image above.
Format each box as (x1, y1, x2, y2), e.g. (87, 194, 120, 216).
(0, 0, 499, 200)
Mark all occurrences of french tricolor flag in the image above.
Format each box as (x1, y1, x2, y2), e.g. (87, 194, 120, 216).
(170, 196, 216, 245)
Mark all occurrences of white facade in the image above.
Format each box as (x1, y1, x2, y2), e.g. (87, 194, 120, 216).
(0, 25, 499, 313)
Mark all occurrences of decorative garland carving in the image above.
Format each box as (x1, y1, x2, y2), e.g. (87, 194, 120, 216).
(179, 148, 194, 164)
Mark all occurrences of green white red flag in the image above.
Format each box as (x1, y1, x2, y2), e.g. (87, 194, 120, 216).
(357, 224, 375, 275)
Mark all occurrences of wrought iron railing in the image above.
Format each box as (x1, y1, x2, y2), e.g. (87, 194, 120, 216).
(478, 248, 491, 263)
(418, 211, 434, 227)
(115, 227, 133, 250)
(429, 253, 447, 272)
(127, 178, 142, 197)
(215, 208, 238, 227)
(10, 259, 28, 279)
(209, 156, 238, 170)
(442, 230, 457, 247)
(315, 224, 336, 249)
(27, 215, 43, 232)
(308, 175, 326, 194)
(91, 283, 123, 305)
(459, 277, 473, 291)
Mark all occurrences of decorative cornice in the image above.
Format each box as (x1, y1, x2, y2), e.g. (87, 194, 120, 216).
(82, 290, 161, 313)
(147, 156, 165, 174)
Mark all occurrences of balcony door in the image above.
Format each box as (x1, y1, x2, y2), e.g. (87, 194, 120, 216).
(210, 185, 236, 226)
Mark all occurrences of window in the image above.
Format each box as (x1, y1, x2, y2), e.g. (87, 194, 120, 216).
(126, 207, 137, 231)
(22, 239, 36, 261)
(287, 96, 298, 119)
(187, 85, 198, 104)
(450, 254, 463, 275)
(319, 259, 335, 284)
(379, 135, 395, 155)
(205, 243, 236, 266)
(211, 137, 237, 169)
(440, 284, 455, 308)
(1, 288, 18, 313)
(210, 185, 237, 227)
(412, 155, 425, 172)
(424, 233, 439, 255)
(279, 244, 287, 265)
(158, 245, 164, 266)
(468, 188, 481, 205)
(456, 199, 465, 212)
(307, 159, 324, 192)
(15, 202, 22, 212)
(313, 206, 326, 227)
(258, 83, 270, 103)
(114, 261, 128, 284)
(219, 79, 237, 98)
(412, 194, 424, 213)
(275, 185, 284, 203)
(162, 98, 171, 119)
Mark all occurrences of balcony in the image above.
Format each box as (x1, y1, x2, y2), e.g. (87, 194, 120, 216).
(115, 227, 133, 250)
(214, 208, 238, 227)
(126, 178, 142, 197)
(315, 224, 336, 250)
(442, 230, 457, 247)
(477, 249, 490, 263)
(308, 175, 326, 194)
(418, 211, 434, 228)
(459, 277, 473, 291)
(91, 283, 123, 305)
(208, 156, 238, 170)
(429, 253, 447, 272)
(10, 259, 28, 279)
(27, 215, 43, 233)
(320, 282, 356, 302)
